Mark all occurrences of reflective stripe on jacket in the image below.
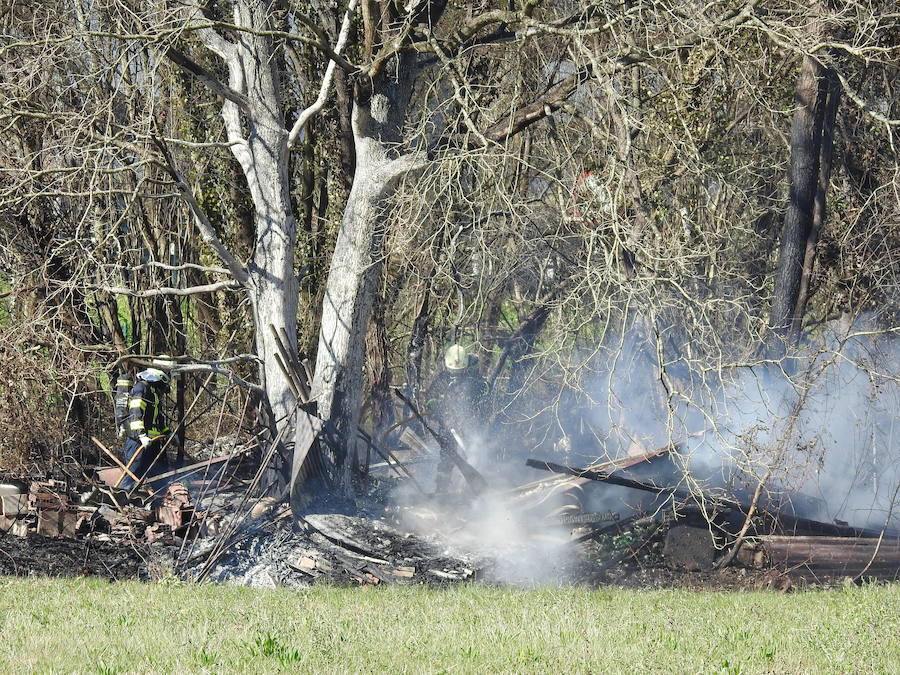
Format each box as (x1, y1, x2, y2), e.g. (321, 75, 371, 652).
(126, 380, 169, 439)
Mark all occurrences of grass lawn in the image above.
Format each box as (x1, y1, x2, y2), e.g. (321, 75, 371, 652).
(0, 577, 897, 673)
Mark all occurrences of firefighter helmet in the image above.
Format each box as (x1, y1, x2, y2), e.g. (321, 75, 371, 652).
(146, 355, 178, 383)
(137, 367, 170, 384)
(444, 344, 470, 371)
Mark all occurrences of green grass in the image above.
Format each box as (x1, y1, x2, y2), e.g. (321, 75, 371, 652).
(0, 577, 897, 674)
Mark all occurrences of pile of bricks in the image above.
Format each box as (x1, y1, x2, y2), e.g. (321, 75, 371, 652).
(0, 479, 86, 538)
(0, 477, 194, 545)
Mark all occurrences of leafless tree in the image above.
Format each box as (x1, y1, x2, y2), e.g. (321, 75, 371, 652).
(1, 0, 897, 506)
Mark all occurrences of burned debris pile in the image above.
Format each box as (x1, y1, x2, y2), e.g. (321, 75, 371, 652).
(0, 476, 196, 546)
(190, 512, 487, 588)
(2, 431, 898, 587)
(523, 445, 900, 582)
(0, 453, 488, 587)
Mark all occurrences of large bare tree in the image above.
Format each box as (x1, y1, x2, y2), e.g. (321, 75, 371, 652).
(2, 0, 897, 499)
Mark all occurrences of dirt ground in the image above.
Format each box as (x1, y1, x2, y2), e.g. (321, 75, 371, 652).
(0, 527, 853, 592)
(0, 531, 152, 581)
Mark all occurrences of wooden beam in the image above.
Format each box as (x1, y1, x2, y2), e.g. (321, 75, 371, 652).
(143, 453, 236, 484)
(394, 388, 487, 494)
(90, 436, 139, 485)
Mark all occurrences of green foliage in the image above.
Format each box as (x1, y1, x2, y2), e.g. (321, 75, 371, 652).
(115, 295, 133, 344)
(0, 278, 10, 328)
(93, 665, 123, 675)
(194, 648, 219, 668)
(243, 631, 304, 667)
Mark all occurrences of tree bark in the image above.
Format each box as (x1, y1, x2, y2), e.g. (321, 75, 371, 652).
(311, 71, 424, 491)
(790, 67, 841, 341)
(219, 1, 299, 434)
(768, 55, 828, 350)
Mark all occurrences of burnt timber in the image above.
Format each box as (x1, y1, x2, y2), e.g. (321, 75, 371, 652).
(737, 536, 900, 578)
(525, 458, 891, 539)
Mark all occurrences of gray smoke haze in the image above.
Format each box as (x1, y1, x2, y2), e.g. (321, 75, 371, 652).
(578, 322, 900, 531)
(391, 321, 899, 584)
(389, 429, 578, 586)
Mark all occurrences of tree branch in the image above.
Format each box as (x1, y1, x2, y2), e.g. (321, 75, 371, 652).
(151, 136, 249, 283)
(378, 151, 429, 186)
(121, 261, 231, 276)
(164, 47, 251, 113)
(88, 280, 242, 297)
(481, 68, 592, 144)
(287, 0, 359, 148)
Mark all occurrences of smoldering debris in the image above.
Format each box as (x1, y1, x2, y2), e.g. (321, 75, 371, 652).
(567, 324, 900, 534)
(5, 326, 900, 587)
(4, 445, 898, 586)
(187, 512, 490, 589)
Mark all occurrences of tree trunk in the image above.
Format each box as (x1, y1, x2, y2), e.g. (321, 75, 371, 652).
(790, 68, 841, 341)
(768, 55, 828, 350)
(311, 72, 423, 491)
(202, 1, 299, 490)
(311, 153, 394, 488)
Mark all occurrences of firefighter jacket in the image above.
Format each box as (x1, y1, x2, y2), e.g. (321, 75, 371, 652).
(126, 380, 170, 440)
(425, 368, 488, 433)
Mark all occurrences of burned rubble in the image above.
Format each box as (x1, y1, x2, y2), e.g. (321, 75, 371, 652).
(1, 428, 898, 588)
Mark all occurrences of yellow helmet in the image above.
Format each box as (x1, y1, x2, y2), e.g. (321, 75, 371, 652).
(444, 344, 469, 371)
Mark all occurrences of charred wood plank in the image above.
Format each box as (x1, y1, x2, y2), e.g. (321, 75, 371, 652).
(509, 445, 676, 498)
(548, 511, 620, 526)
(525, 458, 744, 511)
(770, 513, 889, 539)
(526, 458, 890, 539)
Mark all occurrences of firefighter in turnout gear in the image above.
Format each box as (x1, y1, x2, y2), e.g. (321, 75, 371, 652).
(121, 365, 172, 490)
(425, 344, 488, 492)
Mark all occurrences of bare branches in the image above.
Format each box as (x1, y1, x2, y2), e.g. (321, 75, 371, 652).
(287, 0, 360, 148)
(86, 280, 242, 297)
(170, 364, 264, 394)
(112, 353, 265, 394)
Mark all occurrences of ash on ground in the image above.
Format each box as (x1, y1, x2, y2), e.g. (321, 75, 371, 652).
(177, 469, 612, 589)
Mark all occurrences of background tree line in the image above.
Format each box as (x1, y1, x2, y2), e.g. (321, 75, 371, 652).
(0, 1, 897, 494)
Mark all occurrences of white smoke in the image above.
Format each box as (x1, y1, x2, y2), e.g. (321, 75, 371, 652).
(582, 321, 900, 531)
(389, 320, 899, 584)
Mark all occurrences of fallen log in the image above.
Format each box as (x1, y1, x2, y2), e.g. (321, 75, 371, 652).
(769, 512, 889, 539)
(569, 514, 644, 545)
(547, 511, 620, 526)
(736, 535, 900, 578)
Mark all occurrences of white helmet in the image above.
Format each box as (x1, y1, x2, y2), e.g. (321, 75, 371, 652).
(444, 344, 469, 371)
(137, 367, 169, 384)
